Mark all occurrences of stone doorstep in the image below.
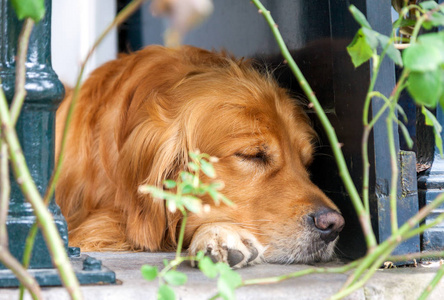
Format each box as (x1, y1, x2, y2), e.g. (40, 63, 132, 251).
(0, 252, 443, 300)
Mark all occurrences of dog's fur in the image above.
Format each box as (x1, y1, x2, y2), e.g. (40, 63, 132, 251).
(56, 45, 342, 267)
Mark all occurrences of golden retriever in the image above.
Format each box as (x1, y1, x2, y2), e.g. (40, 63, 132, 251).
(55, 45, 344, 268)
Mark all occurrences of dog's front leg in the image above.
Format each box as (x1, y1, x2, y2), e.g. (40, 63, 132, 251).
(188, 223, 265, 268)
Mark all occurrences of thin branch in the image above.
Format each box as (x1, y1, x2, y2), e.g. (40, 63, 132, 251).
(10, 18, 34, 125)
(0, 142, 41, 300)
(242, 260, 360, 286)
(0, 82, 82, 300)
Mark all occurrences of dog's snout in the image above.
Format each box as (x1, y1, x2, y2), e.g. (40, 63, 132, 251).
(311, 209, 345, 243)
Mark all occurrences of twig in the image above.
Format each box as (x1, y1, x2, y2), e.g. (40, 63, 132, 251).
(0, 142, 41, 300)
(10, 18, 34, 125)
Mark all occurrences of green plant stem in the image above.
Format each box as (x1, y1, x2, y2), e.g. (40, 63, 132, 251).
(10, 18, 34, 125)
(342, 192, 444, 292)
(242, 260, 360, 286)
(386, 109, 399, 234)
(385, 69, 408, 235)
(361, 92, 390, 214)
(176, 209, 187, 259)
(43, 0, 147, 207)
(332, 244, 397, 300)
(0, 142, 41, 300)
(418, 261, 444, 300)
(250, 0, 377, 250)
(405, 212, 444, 239)
(0, 84, 82, 300)
(388, 250, 444, 262)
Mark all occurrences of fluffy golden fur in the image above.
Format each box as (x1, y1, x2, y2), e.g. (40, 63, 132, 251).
(56, 45, 343, 267)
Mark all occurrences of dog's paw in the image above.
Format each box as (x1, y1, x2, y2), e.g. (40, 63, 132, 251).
(188, 223, 265, 268)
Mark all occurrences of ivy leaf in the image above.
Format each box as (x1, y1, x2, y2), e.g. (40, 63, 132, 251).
(164, 270, 187, 286)
(11, 0, 45, 22)
(199, 256, 219, 278)
(141, 265, 158, 281)
(403, 44, 443, 72)
(407, 70, 443, 108)
(376, 34, 402, 66)
(421, 106, 443, 157)
(200, 159, 216, 178)
(347, 28, 374, 67)
(349, 5, 372, 29)
(158, 284, 176, 300)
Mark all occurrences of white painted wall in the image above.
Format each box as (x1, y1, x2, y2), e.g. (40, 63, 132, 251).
(51, 0, 117, 87)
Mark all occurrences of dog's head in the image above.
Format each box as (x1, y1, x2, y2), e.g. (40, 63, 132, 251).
(116, 45, 344, 263)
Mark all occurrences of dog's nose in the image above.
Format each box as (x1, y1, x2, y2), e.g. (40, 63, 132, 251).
(312, 209, 345, 243)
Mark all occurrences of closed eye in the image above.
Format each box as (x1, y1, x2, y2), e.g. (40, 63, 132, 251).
(235, 150, 269, 164)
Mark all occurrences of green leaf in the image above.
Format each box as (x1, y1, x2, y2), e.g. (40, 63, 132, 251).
(182, 196, 202, 213)
(158, 284, 176, 300)
(219, 194, 234, 207)
(196, 251, 205, 261)
(141, 265, 158, 281)
(361, 27, 379, 49)
(181, 183, 193, 194)
(163, 180, 177, 189)
(200, 159, 216, 178)
(440, 69, 444, 110)
(394, 18, 416, 29)
(407, 70, 443, 108)
(163, 270, 187, 286)
(420, 1, 438, 10)
(347, 28, 374, 68)
(199, 256, 219, 278)
(189, 151, 199, 161)
(398, 121, 414, 149)
(188, 162, 199, 172)
(11, 0, 45, 22)
(349, 5, 372, 29)
(403, 44, 443, 72)
(429, 12, 444, 27)
(421, 106, 443, 156)
(217, 264, 242, 300)
(163, 259, 169, 267)
(418, 32, 444, 53)
(208, 189, 221, 205)
(218, 277, 236, 300)
(376, 34, 403, 66)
